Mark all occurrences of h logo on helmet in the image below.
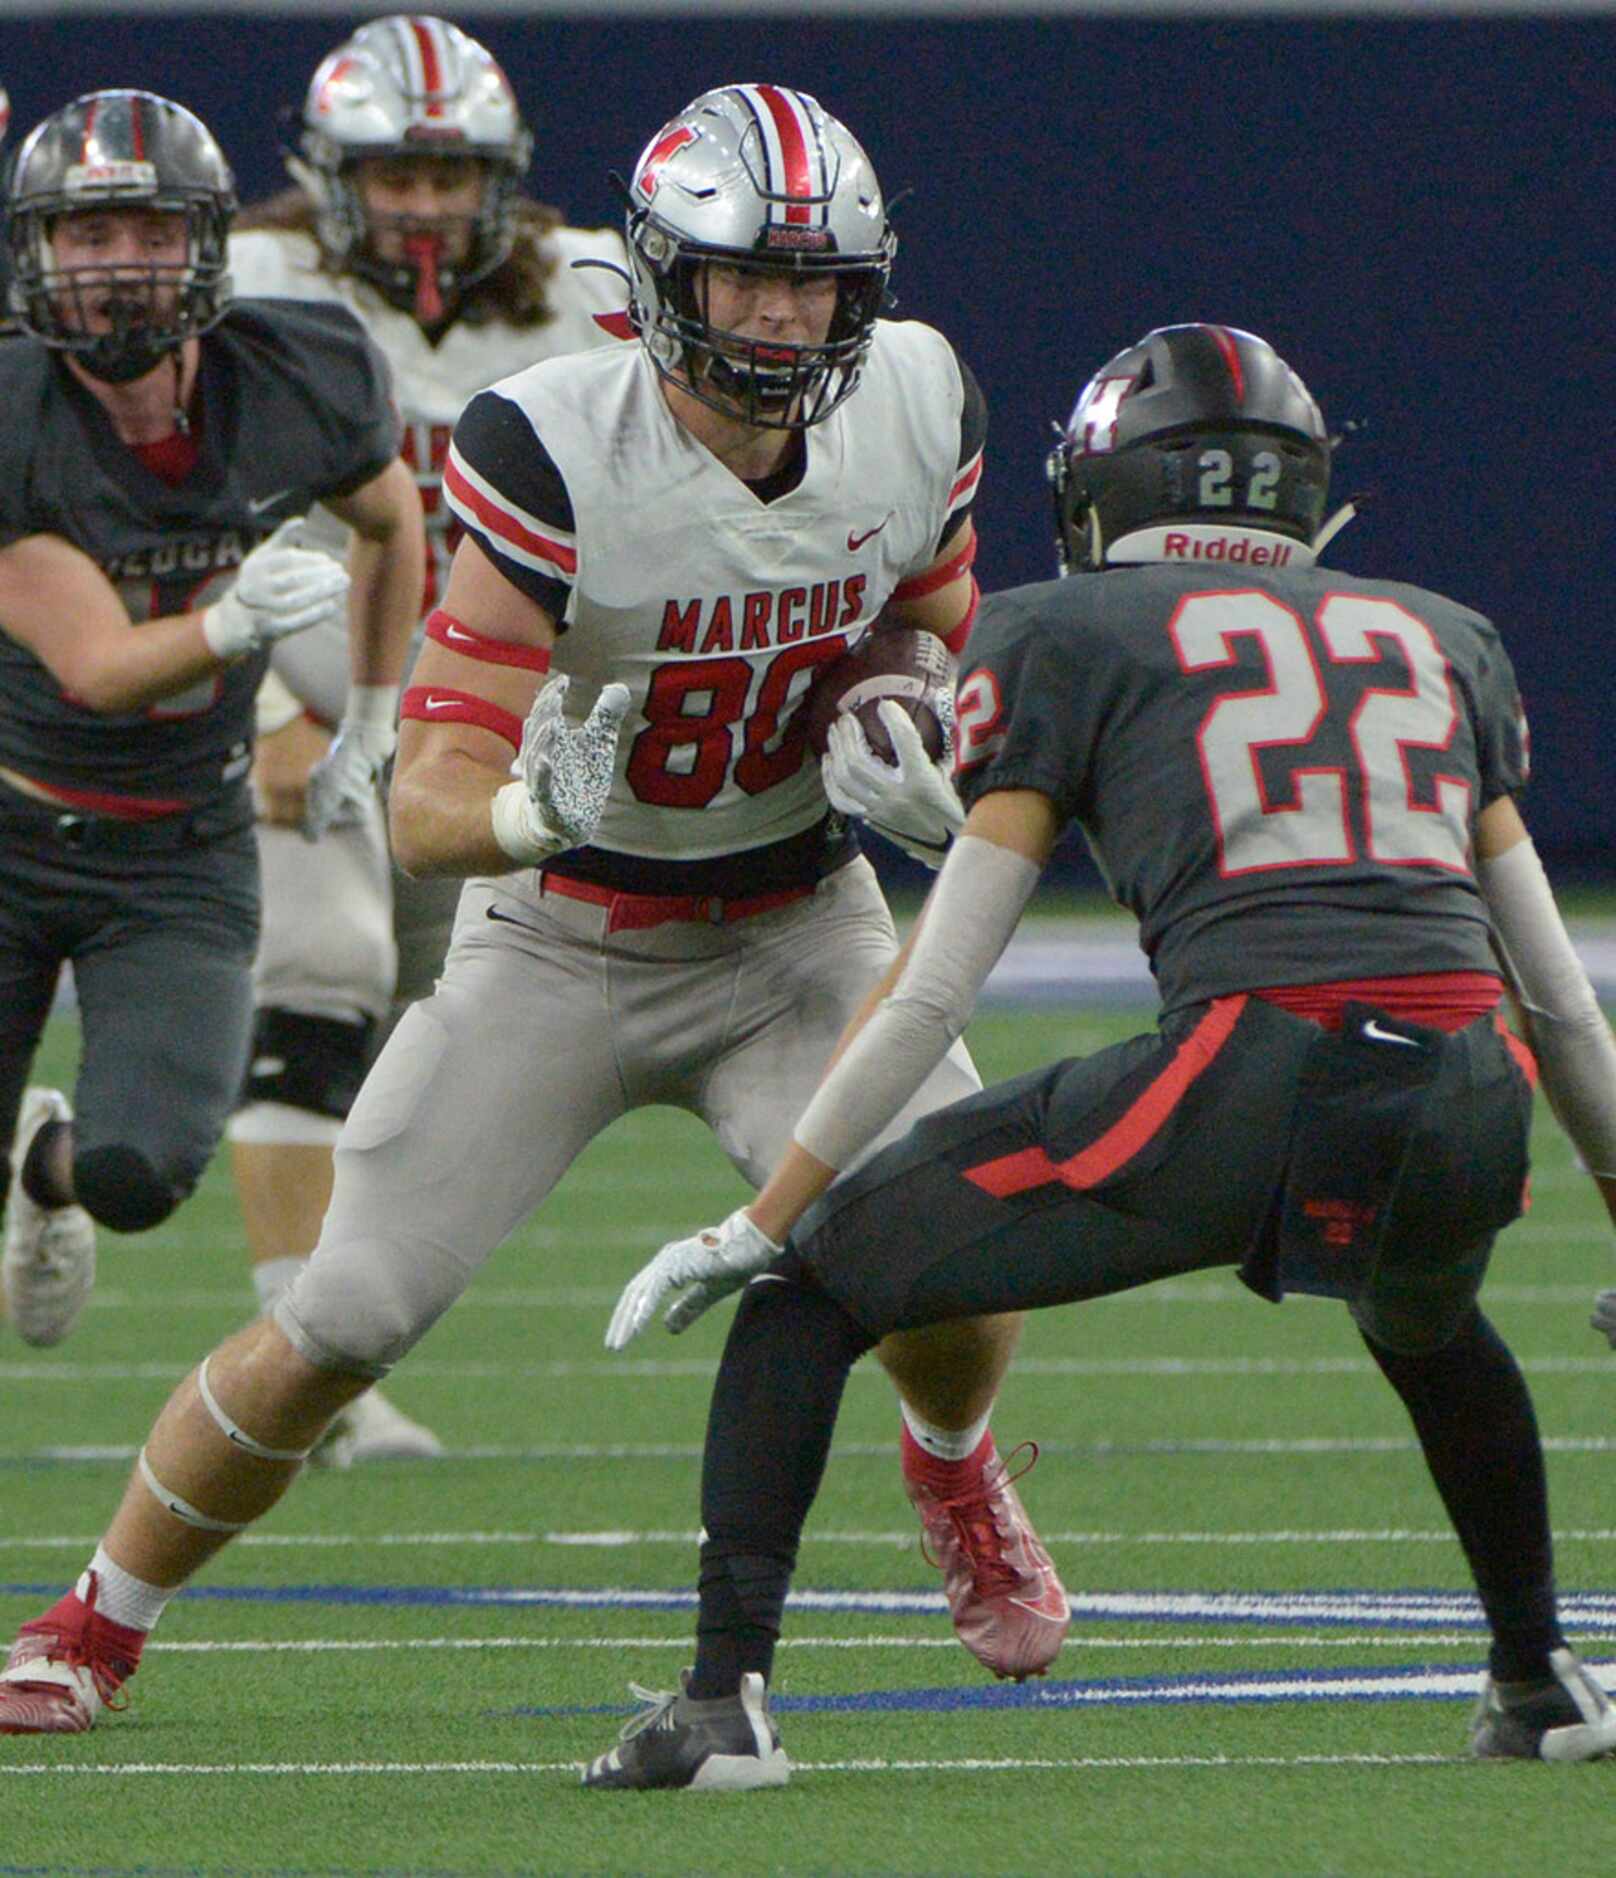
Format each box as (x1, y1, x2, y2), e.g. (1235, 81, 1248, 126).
(1076, 375, 1137, 455)
(636, 125, 697, 201)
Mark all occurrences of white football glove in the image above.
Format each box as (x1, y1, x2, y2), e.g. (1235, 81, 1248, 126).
(822, 699, 964, 868)
(1592, 1289, 1616, 1350)
(201, 518, 351, 660)
(490, 674, 631, 866)
(605, 1207, 784, 1350)
(302, 684, 399, 841)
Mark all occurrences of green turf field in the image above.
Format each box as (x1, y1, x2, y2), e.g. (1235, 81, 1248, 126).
(4, 1002, 1616, 1876)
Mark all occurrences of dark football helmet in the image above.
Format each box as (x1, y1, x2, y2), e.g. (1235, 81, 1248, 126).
(292, 15, 532, 317)
(625, 83, 895, 430)
(1048, 324, 1332, 574)
(6, 90, 236, 384)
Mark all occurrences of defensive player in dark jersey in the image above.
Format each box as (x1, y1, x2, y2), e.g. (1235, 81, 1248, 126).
(580, 324, 1616, 1788)
(0, 91, 421, 1350)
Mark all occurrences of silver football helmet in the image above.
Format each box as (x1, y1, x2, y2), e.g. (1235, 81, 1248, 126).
(293, 14, 533, 314)
(625, 84, 895, 429)
(6, 90, 236, 384)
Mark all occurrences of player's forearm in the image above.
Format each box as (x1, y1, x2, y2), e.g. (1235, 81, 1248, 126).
(69, 611, 228, 713)
(388, 746, 514, 878)
(344, 531, 420, 690)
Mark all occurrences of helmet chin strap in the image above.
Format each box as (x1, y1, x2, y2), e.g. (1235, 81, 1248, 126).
(1310, 500, 1358, 556)
(403, 233, 446, 325)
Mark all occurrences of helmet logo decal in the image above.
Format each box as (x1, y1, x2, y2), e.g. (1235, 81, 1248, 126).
(636, 124, 697, 200)
(1075, 375, 1137, 454)
(64, 160, 158, 194)
(1206, 325, 1246, 402)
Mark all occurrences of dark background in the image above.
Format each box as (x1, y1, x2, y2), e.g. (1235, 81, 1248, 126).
(3, 11, 1610, 879)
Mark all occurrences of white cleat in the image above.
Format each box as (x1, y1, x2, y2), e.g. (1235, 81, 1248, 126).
(3, 1088, 97, 1348)
(311, 1385, 444, 1468)
(1471, 1649, 1616, 1761)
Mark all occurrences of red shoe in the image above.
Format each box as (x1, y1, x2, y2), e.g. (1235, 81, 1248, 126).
(903, 1431, 1071, 1681)
(0, 1575, 139, 1734)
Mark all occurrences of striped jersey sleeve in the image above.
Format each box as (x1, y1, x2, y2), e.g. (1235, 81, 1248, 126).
(935, 352, 987, 557)
(443, 389, 576, 624)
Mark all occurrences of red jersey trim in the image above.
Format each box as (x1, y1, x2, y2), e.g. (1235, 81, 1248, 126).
(892, 533, 977, 604)
(423, 609, 552, 672)
(965, 994, 1247, 1198)
(400, 685, 524, 750)
(1251, 971, 1504, 1034)
(442, 454, 578, 574)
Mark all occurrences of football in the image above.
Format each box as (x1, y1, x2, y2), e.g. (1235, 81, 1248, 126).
(801, 623, 953, 764)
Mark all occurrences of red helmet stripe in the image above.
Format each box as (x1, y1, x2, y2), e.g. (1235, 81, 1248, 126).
(409, 16, 447, 116)
(1208, 326, 1246, 404)
(128, 94, 146, 161)
(753, 85, 816, 225)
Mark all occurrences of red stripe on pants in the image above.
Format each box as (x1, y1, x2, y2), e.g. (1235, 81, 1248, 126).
(964, 995, 1248, 1198)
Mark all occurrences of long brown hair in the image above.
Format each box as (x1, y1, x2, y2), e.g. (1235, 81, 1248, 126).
(235, 187, 581, 330)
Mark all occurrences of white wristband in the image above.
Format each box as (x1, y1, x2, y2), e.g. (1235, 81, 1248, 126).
(490, 779, 565, 866)
(344, 684, 400, 735)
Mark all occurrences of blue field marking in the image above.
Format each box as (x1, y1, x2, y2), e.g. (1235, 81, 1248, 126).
(5, 1583, 1616, 1628)
(515, 1659, 1520, 1723)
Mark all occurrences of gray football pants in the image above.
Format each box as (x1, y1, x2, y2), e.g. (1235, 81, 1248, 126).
(276, 856, 979, 1376)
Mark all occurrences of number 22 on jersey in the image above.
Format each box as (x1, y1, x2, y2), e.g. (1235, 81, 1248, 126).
(1171, 589, 1472, 877)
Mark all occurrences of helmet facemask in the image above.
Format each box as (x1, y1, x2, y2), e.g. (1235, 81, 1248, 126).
(630, 218, 891, 430)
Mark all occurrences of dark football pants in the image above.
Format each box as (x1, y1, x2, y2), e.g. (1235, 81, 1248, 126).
(792, 993, 1532, 1347)
(0, 818, 258, 1226)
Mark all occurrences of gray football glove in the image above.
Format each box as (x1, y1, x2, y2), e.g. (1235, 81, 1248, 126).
(1592, 1289, 1616, 1349)
(821, 699, 964, 869)
(491, 674, 631, 865)
(605, 1207, 783, 1350)
(302, 685, 398, 841)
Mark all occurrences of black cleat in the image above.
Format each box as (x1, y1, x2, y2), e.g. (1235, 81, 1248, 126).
(1471, 1649, 1616, 1761)
(582, 1670, 789, 1791)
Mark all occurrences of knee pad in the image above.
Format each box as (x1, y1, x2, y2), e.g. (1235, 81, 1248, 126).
(73, 1144, 181, 1233)
(238, 1007, 376, 1122)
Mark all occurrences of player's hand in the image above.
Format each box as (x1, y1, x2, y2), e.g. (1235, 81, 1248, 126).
(822, 700, 964, 869)
(302, 686, 398, 841)
(201, 518, 351, 660)
(491, 675, 631, 864)
(605, 1207, 784, 1350)
(1592, 1289, 1616, 1350)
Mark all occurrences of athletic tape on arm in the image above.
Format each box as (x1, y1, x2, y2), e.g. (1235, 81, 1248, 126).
(1480, 837, 1616, 1177)
(793, 834, 1039, 1170)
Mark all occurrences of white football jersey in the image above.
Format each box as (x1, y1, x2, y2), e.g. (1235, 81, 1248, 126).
(228, 222, 629, 614)
(444, 321, 981, 862)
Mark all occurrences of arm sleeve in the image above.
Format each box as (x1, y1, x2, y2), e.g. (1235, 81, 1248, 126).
(442, 390, 575, 622)
(792, 835, 1041, 1170)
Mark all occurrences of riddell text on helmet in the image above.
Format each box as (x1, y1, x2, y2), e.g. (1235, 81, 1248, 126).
(1163, 532, 1297, 565)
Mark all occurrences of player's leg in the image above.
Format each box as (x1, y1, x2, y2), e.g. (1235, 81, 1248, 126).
(0, 891, 626, 1731)
(67, 840, 258, 1235)
(226, 809, 437, 1462)
(698, 859, 1065, 1678)
(0, 900, 88, 1348)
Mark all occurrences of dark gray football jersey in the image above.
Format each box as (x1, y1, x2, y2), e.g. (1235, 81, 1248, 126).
(957, 561, 1529, 1013)
(0, 300, 399, 807)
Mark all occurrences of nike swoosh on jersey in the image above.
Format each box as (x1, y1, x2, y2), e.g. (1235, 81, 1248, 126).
(1362, 1018, 1420, 1047)
(847, 517, 892, 551)
(247, 488, 295, 515)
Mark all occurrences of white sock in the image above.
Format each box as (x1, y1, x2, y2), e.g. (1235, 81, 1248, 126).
(252, 1256, 308, 1311)
(901, 1401, 992, 1464)
(80, 1547, 174, 1636)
